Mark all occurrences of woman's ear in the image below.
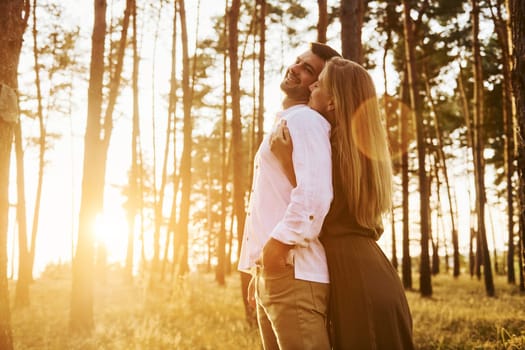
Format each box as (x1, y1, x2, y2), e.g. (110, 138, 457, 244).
(327, 98, 335, 111)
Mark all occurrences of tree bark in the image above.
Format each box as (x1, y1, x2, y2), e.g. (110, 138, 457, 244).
(510, 0, 525, 291)
(126, 0, 141, 286)
(402, 0, 432, 296)
(471, 0, 495, 297)
(0, 1, 29, 347)
(340, 0, 364, 63)
(423, 68, 460, 277)
(25, 0, 45, 293)
(14, 122, 30, 307)
(216, 0, 229, 286)
(160, 0, 178, 282)
(175, 0, 192, 275)
(317, 0, 327, 43)
(70, 0, 107, 333)
(490, 0, 516, 284)
(400, 73, 412, 289)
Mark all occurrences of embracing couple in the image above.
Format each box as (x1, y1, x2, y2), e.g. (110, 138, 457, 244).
(238, 42, 415, 350)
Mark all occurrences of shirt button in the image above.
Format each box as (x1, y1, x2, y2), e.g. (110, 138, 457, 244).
(309, 215, 314, 221)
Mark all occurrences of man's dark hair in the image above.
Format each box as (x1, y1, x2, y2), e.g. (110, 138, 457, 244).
(310, 42, 342, 61)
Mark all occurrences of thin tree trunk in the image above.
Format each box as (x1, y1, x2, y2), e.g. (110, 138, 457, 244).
(430, 159, 440, 275)
(126, 0, 140, 285)
(256, 0, 265, 152)
(14, 123, 30, 308)
(458, 63, 478, 278)
(402, 0, 432, 296)
(175, 0, 193, 275)
(382, 31, 397, 270)
(148, 0, 164, 286)
(26, 0, 45, 289)
(400, 74, 412, 289)
(229, 0, 253, 324)
(216, 0, 229, 286)
(472, 0, 495, 296)
(70, 0, 107, 333)
(160, 0, 178, 282)
(423, 69, 460, 277)
(490, 0, 516, 284)
(317, 0, 327, 43)
(509, 0, 525, 291)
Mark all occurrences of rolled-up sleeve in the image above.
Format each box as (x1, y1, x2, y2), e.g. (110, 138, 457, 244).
(270, 109, 333, 247)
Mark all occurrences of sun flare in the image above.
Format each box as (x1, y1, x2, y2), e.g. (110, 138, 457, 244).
(94, 209, 129, 264)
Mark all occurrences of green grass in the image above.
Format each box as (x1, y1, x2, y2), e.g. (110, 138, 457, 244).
(8, 270, 525, 349)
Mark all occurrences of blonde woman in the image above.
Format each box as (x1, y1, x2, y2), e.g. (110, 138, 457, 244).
(271, 57, 414, 349)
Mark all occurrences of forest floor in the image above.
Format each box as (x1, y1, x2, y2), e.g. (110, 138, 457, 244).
(7, 265, 525, 349)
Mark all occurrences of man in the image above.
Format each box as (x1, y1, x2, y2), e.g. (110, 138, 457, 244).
(238, 42, 341, 350)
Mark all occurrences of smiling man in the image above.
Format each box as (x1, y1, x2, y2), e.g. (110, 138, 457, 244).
(238, 42, 341, 350)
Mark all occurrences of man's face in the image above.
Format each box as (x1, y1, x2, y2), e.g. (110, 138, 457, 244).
(280, 50, 325, 102)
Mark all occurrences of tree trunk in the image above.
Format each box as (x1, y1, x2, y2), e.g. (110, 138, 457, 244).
(160, 0, 178, 282)
(402, 0, 432, 296)
(400, 73, 412, 289)
(256, 0, 265, 152)
(125, 0, 141, 286)
(70, 0, 107, 333)
(317, 0, 327, 43)
(491, 0, 516, 284)
(24, 0, 45, 290)
(382, 32, 398, 270)
(340, 0, 364, 63)
(229, 0, 253, 324)
(14, 123, 30, 308)
(510, 0, 525, 290)
(216, 0, 229, 286)
(0, 1, 29, 347)
(471, 0, 495, 297)
(423, 68, 460, 277)
(175, 0, 192, 275)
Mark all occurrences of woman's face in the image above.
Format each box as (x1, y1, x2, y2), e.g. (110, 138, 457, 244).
(308, 72, 333, 121)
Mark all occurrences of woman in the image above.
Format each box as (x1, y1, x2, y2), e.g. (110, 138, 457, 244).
(271, 57, 414, 350)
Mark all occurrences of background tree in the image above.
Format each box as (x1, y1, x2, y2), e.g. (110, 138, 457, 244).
(174, 0, 193, 275)
(402, 0, 432, 296)
(317, 0, 327, 43)
(0, 0, 29, 347)
(340, 0, 364, 63)
(70, 0, 107, 333)
(510, 0, 525, 290)
(471, 0, 495, 297)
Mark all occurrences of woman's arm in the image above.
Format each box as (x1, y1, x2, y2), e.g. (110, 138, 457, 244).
(270, 120, 297, 187)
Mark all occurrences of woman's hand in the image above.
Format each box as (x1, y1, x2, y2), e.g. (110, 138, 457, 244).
(270, 120, 296, 187)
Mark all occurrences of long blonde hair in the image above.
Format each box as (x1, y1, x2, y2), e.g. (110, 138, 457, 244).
(322, 58, 393, 229)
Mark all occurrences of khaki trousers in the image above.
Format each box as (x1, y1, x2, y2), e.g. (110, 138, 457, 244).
(255, 265, 330, 350)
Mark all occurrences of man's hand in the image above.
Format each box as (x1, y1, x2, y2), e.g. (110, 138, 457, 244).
(247, 275, 256, 309)
(262, 238, 295, 273)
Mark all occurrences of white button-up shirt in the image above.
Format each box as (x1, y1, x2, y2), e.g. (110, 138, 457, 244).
(238, 104, 333, 283)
